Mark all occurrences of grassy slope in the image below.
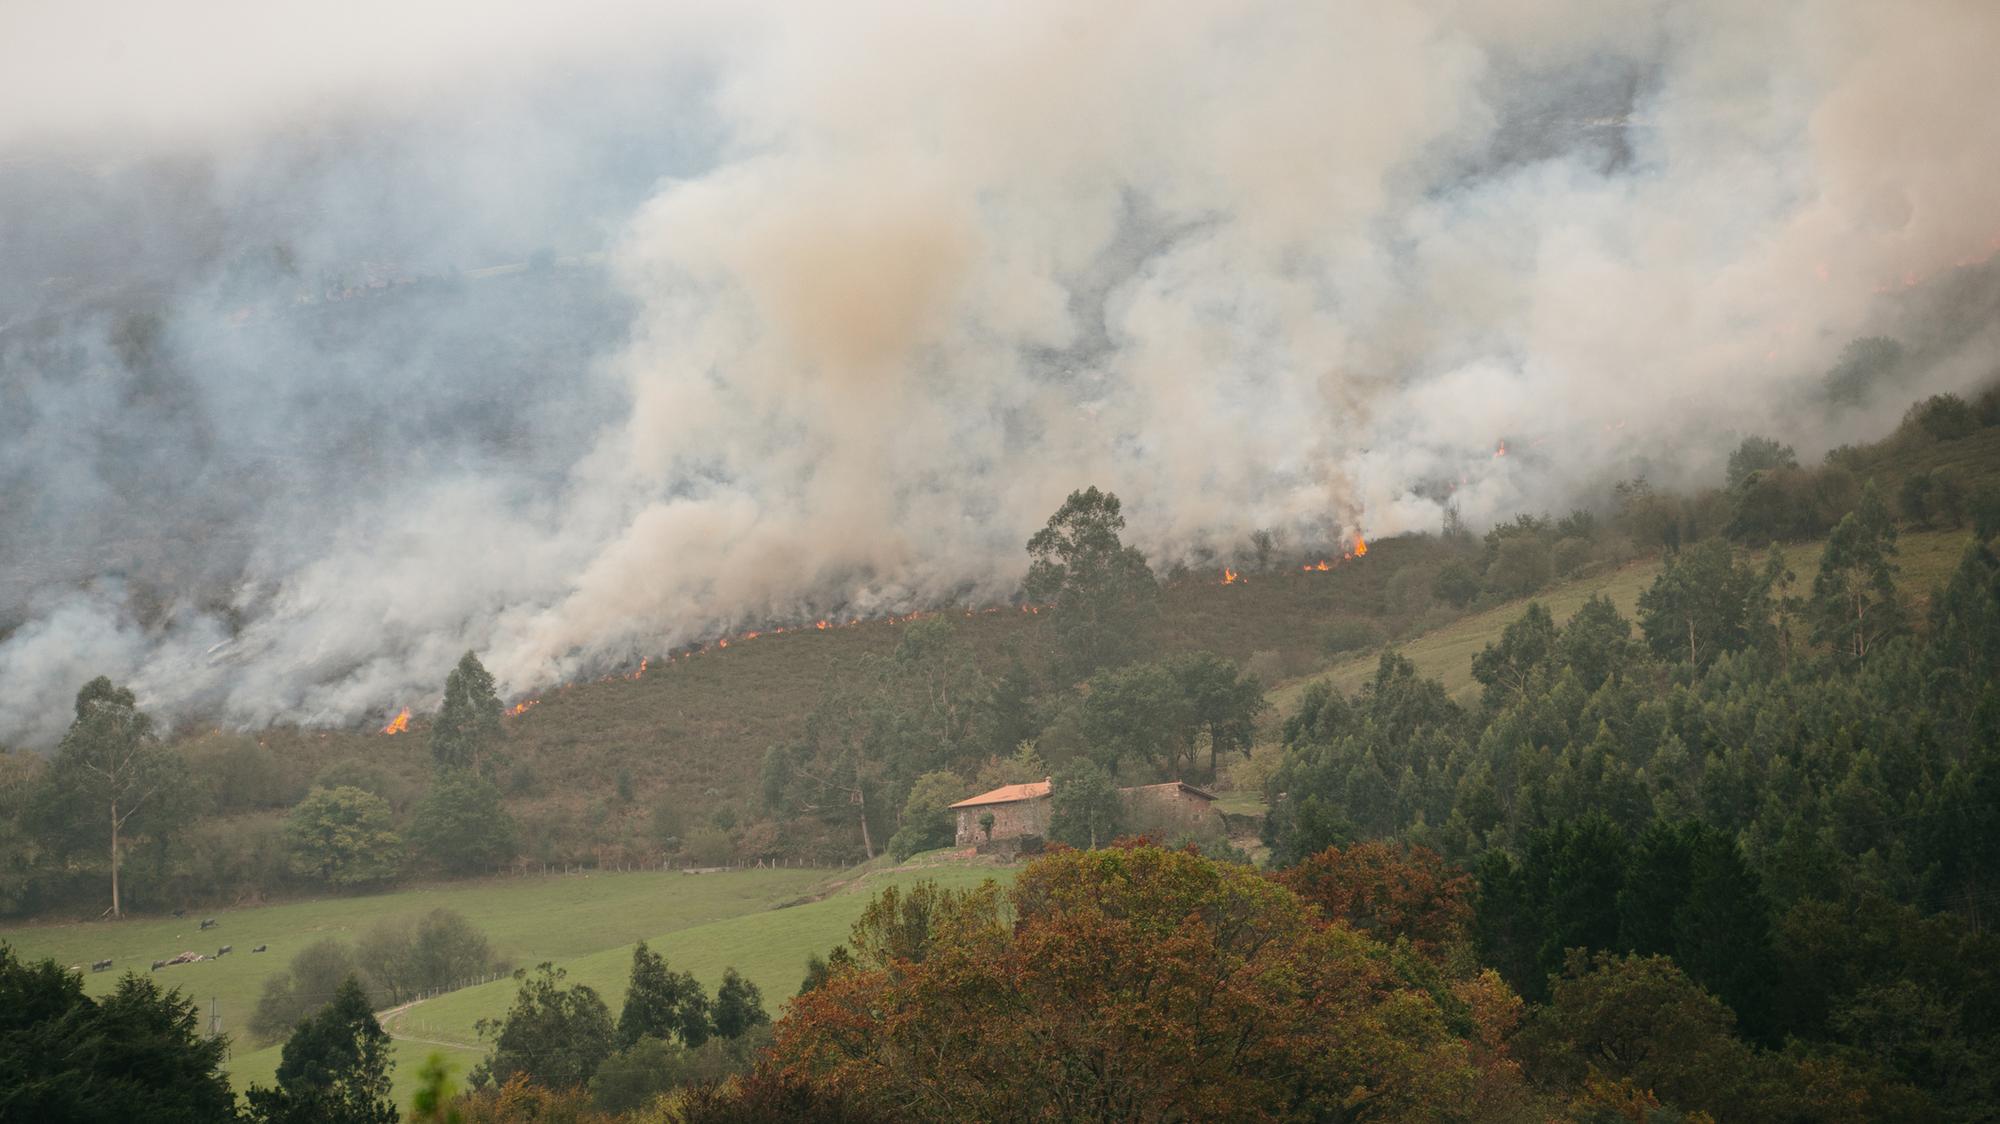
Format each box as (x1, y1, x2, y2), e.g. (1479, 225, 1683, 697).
(229, 858, 1012, 1104)
(0, 867, 828, 1091)
(1271, 526, 1976, 715)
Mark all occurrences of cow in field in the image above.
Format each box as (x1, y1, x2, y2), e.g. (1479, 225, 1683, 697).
(198, 918, 218, 930)
(215, 945, 232, 957)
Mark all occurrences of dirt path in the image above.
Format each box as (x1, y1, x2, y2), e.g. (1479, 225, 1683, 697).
(374, 998, 479, 1051)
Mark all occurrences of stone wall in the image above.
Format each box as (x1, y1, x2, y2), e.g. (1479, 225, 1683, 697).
(955, 795, 1051, 846)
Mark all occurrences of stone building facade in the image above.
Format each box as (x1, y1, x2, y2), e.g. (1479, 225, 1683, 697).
(950, 779, 1052, 846)
(1119, 780, 1222, 837)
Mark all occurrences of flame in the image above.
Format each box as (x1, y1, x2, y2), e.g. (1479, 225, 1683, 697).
(816, 619, 829, 630)
(1222, 567, 1240, 585)
(1302, 559, 1331, 572)
(630, 657, 648, 680)
(507, 699, 538, 717)
(1353, 535, 1367, 557)
(1494, 439, 1508, 458)
(718, 638, 729, 648)
(381, 708, 410, 735)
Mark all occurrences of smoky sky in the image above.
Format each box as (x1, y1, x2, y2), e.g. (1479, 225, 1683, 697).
(2, 0, 1997, 746)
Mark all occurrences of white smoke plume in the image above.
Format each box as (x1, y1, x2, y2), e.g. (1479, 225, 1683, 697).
(2, 0, 1997, 744)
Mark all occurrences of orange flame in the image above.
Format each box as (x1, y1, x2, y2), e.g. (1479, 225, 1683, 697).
(629, 657, 648, 680)
(507, 699, 538, 717)
(1222, 567, 1240, 585)
(1353, 535, 1367, 557)
(1494, 439, 1508, 458)
(1302, 559, 1331, 572)
(718, 638, 729, 648)
(816, 620, 829, 630)
(381, 707, 410, 735)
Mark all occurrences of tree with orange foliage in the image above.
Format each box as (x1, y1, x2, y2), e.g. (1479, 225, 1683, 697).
(753, 844, 1515, 1121)
(1275, 840, 1475, 961)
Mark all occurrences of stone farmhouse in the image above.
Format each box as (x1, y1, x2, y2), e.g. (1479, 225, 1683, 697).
(950, 779, 1052, 846)
(948, 776, 1221, 848)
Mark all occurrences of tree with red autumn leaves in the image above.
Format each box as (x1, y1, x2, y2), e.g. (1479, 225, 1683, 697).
(1274, 839, 1475, 961)
(744, 842, 1533, 1122)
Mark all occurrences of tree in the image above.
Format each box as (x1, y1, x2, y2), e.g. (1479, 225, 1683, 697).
(1432, 559, 1480, 607)
(711, 968, 768, 1039)
(763, 844, 1496, 1120)
(1636, 539, 1768, 668)
(246, 977, 396, 1124)
(406, 773, 516, 875)
(39, 677, 188, 918)
(1046, 759, 1122, 849)
(251, 939, 369, 1045)
(1486, 535, 1554, 598)
(887, 771, 970, 860)
(1164, 652, 1265, 778)
(430, 651, 504, 773)
(1276, 841, 1474, 961)
(1726, 436, 1798, 490)
(1471, 602, 1557, 710)
(358, 909, 502, 1005)
(1024, 486, 1159, 680)
(284, 787, 402, 886)
(617, 942, 710, 1049)
(1811, 483, 1906, 665)
(0, 945, 238, 1122)
(475, 963, 616, 1090)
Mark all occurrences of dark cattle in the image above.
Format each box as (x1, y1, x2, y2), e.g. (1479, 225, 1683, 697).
(90, 959, 112, 972)
(199, 918, 217, 930)
(251, 944, 268, 953)
(172, 909, 186, 919)
(215, 945, 232, 957)
(151, 960, 167, 971)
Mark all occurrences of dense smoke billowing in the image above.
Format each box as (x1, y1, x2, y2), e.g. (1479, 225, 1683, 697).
(3, 0, 1997, 745)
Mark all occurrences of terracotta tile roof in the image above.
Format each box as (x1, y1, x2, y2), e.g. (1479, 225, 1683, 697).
(949, 779, 1053, 809)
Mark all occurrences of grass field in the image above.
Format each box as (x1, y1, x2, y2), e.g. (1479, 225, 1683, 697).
(0, 854, 1016, 1107)
(0, 866, 831, 1097)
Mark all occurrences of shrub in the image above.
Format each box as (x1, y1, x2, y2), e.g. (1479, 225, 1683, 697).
(359, 909, 504, 1004)
(1320, 618, 1383, 656)
(1904, 393, 1979, 442)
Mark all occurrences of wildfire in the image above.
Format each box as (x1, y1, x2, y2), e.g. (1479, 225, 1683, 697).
(1302, 559, 1331, 571)
(816, 619, 830, 630)
(1494, 439, 1508, 458)
(507, 699, 539, 717)
(630, 657, 648, 679)
(1222, 567, 1241, 584)
(1354, 535, 1367, 557)
(381, 708, 410, 735)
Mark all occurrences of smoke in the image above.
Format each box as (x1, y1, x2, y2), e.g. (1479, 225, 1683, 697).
(3, 0, 1997, 744)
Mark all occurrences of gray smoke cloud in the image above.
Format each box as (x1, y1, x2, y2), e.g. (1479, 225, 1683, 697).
(3, 0, 1997, 745)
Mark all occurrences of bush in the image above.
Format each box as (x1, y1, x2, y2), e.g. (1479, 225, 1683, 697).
(1431, 561, 1480, 608)
(251, 939, 371, 1045)
(283, 787, 402, 887)
(1904, 393, 1979, 442)
(1900, 470, 1967, 529)
(1486, 536, 1553, 598)
(407, 772, 516, 875)
(1551, 536, 1592, 578)
(1320, 618, 1383, 657)
(358, 909, 505, 1004)
(889, 771, 969, 860)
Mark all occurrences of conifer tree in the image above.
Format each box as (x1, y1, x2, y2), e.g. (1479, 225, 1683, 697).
(430, 651, 504, 773)
(247, 976, 397, 1124)
(1810, 483, 1906, 665)
(711, 967, 769, 1039)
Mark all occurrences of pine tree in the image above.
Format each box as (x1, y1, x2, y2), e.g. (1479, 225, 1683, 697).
(1810, 483, 1906, 665)
(247, 976, 397, 1124)
(712, 967, 769, 1039)
(617, 941, 711, 1048)
(430, 651, 504, 773)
